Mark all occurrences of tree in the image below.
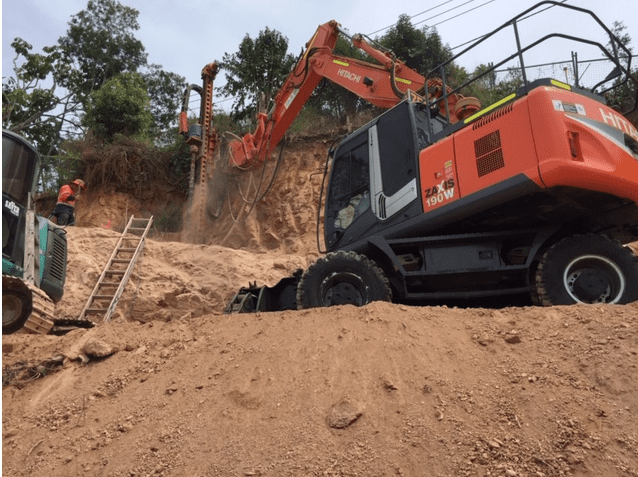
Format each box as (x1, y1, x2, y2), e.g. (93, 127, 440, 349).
(217, 27, 296, 123)
(57, 0, 147, 105)
(141, 64, 187, 138)
(378, 15, 453, 77)
(2, 39, 68, 153)
(3, 0, 186, 156)
(2, 0, 147, 144)
(602, 21, 636, 117)
(83, 72, 153, 141)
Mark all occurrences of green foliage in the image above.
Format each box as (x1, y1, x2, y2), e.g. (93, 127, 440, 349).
(212, 109, 244, 137)
(305, 17, 455, 122)
(2, 39, 65, 153)
(215, 17, 458, 126)
(83, 73, 153, 141)
(462, 63, 525, 108)
(602, 21, 636, 116)
(287, 104, 331, 135)
(308, 37, 372, 121)
(3, 0, 186, 156)
(378, 15, 453, 76)
(604, 67, 638, 117)
(607, 21, 633, 55)
(141, 64, 186, 137)
(58, 0, 147, 102)
(40, 149, 83, 194)
(217, 27, 296, 123)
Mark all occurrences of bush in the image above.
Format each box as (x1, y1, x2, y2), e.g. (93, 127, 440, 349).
(65, 135, 178, 198)
(83, 73, 153, 141)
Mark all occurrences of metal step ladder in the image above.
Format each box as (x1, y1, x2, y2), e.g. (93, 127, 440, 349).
(78, 215, 153, 323)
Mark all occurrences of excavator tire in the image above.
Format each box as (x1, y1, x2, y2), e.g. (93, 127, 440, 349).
(534, 234, 638, 306)
(2, 285, 32, 334)
(296, 250, 392, 309)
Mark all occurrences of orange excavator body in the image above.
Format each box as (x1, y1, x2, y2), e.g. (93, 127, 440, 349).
(181, 2, 638, 311)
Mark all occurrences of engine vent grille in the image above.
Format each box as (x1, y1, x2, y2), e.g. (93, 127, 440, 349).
(472, 104, 513, 130)
(47, 231, 67, 283)
(475, 130, 505, 177)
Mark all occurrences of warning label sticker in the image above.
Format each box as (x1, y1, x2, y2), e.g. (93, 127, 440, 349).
(552, 99, 586, 116)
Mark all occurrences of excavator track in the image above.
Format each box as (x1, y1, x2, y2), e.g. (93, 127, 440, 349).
(2, 275, 55, 335)
(24, 282, 55, 334)
(3, 275, 95, 335)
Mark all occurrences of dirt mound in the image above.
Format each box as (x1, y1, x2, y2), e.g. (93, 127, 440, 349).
(3, 298, 638, 476)
(51, 226, 313, 323)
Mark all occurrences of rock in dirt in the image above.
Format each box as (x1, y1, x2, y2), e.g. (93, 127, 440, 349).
(81, 338, 116, 358)
(327, 398, 363, 429)
(505, 334, 522, 344)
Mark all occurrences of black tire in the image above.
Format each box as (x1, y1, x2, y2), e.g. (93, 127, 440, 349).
(534, 234, 638, 305)
(528, 261, 542, 306)
(296, 250, 392, 309)
(2, 288, 33, 334)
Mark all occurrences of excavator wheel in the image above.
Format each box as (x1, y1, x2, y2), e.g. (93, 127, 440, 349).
(534, 234, 638, 306)
(296, 250, 392, 309)
(2, 279, 33, 334)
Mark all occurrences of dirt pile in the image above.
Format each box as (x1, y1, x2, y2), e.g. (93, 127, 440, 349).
(52, 226, 313, 323)
(4, 136, 638, 476)
(3, 299, 638, 476)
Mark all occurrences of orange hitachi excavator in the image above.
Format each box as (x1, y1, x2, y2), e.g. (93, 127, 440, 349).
(181, 1, 638, 311)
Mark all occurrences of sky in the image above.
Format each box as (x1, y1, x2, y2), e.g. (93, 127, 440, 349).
(2, 0, 637, 112)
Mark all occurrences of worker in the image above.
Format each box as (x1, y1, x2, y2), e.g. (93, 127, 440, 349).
(50, 179, 86, 226)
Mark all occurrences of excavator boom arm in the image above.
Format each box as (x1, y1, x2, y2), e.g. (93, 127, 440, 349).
(182, 20, 479, 171)
(226, 21, 474, 169)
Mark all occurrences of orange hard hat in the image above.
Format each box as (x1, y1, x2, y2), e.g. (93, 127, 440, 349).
(71, 179, 86, 190)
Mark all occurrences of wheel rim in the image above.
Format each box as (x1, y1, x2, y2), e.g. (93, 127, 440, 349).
(2, 294, 25, 326)
(319, 272, 369, 306)
(563, 254, 625, 304)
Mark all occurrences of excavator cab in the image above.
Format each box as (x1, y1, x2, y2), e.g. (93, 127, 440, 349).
(325, 99, 432, 250)
(2, 130, 40, 274)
